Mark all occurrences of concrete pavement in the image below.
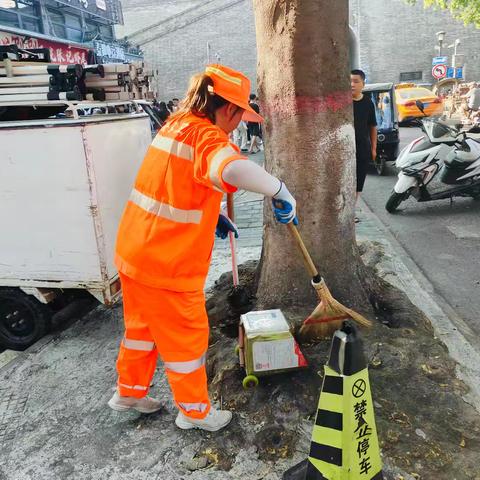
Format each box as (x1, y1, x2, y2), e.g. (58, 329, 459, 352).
(1, 149, 480, 479)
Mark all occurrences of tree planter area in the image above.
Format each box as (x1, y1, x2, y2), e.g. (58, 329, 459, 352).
(204, 242, 480, 479)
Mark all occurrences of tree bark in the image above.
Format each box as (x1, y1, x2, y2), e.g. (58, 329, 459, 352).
(253, 0, 372, 315)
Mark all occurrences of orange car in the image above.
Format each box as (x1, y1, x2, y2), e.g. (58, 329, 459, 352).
(395, 84, 444, 122)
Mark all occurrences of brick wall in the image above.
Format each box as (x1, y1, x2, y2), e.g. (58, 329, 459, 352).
(135, 0, 257, 101)
(118, 0, 480, 100)
(353, 0, 480, 84)
(115, 0, 201, 39)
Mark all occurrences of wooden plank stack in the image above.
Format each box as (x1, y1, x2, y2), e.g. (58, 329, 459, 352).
(82, 62, 157, 102)
(0, 45, 157, 104)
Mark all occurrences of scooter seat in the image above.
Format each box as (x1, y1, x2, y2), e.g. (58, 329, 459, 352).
(444, 157, 476, 168)
(444, 146, 479, 167)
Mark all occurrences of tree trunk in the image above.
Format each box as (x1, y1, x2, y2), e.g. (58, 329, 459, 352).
(253, 0, 372, 315)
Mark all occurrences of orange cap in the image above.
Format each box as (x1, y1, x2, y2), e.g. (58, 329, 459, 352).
(205, 64, 264, 123)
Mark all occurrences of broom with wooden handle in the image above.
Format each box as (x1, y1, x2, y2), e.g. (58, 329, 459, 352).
(287, 222, 372, 340)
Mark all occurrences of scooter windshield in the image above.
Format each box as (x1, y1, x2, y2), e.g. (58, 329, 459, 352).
(423, 119, 457, 143)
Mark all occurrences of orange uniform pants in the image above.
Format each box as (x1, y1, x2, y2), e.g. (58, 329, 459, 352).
(116, 273, 211, 419)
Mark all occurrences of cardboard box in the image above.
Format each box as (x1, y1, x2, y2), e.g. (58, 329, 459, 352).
(240, 309, 307, 376)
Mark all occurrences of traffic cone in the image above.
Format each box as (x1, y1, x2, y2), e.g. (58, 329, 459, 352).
(284, 321, 383, 480)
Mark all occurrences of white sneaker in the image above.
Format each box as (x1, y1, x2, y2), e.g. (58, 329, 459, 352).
(175, 408, 232, 432)
(108, 390, 162, 414)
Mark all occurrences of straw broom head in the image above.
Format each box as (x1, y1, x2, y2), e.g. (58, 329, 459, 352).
(299, 279, 372, 341)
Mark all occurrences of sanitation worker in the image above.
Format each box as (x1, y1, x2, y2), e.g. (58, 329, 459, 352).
(108, 64, 297, 432)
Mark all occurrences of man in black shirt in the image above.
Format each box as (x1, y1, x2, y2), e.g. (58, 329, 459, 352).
(351, 69, 377, 219)
(247, 93, 261, 154)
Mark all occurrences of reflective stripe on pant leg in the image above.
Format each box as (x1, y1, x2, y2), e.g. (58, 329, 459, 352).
(143, 288, 211, 420)
(116, 274, 159, 399)
(178, 402, 209, 413)
(164, 353, 209, 416)
(165, 364, 210, 418)
(118, 383, 149, 392)
(123, 337, 156, 352)
(117, 334, 158, 398)
(164, 354, 205, 374)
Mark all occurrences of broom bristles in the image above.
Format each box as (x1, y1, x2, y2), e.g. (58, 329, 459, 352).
(299, 320, 344, 340)
(299, 279, 372, 340)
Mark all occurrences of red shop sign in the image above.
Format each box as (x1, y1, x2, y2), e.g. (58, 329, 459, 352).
(0, 31, 90, 65)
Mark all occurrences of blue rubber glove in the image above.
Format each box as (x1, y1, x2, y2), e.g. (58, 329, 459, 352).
(216, 210, 239, 239)
(272, 181, 298, 225)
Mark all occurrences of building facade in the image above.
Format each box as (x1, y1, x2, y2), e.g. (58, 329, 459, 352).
(0, 0, 140, 63)
(118, 0, 480, 99)
(350, 0, 480, 85)
(117, 0, 257, 100)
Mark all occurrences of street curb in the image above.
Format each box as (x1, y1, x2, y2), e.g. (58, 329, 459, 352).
(359, 198, 480, 413)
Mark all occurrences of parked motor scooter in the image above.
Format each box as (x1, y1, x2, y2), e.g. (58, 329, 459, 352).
(386, 100, 480, 213)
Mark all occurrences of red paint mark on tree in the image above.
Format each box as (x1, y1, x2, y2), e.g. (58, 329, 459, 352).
(261, 91, 352, 119)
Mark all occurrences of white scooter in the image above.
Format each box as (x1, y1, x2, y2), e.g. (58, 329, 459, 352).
(386, 101, 480, 213)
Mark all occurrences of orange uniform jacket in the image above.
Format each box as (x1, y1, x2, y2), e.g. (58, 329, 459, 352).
(115, 113, 246, 290)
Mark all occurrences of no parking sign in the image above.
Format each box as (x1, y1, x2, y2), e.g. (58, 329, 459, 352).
(432, 64, 447, 80)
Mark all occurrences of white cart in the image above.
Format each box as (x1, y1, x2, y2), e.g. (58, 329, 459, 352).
(0, 101, 154, 349)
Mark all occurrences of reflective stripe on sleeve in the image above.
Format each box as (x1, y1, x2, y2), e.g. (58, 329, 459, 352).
(118, 383, 148, 391)
(123, 337, 155, 352)
(209, 146, 238, 189)
(151, 135, 194, 162)
(178, 402, 209, 413)
(164, 354, 206, 374)
(130, 189, 203, 224)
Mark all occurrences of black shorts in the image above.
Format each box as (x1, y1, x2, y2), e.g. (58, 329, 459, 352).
(356, 161, 368, 192)
(356, 150, 372, 192)
(248, 122, 260, 137)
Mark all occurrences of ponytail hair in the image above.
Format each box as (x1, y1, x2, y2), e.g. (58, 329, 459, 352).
(168, 73, 228, 124)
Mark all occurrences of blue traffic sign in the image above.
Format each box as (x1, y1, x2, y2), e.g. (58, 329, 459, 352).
(455, 67, 464, 79)
(432, 56, 448, 65)
(447, 67, 455, 78)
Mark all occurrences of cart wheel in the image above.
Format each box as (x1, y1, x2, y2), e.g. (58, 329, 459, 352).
(0, 288, 51, 351)
(242, 375, 259, 389)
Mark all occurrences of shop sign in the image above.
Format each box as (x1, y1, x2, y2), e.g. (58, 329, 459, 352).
(93, 40, 125, 63)
(0, 31, 89, 64)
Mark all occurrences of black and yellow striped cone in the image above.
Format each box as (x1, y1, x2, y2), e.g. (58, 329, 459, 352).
(284, 321, 383, 480)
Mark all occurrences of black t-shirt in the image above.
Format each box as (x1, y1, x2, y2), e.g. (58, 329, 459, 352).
(249, 101, 260, 114)
(248, 101, 260, 124)
(353, 94, 376, 162)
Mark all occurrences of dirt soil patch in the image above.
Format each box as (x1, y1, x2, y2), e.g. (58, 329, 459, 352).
(204, 247, 480, 480)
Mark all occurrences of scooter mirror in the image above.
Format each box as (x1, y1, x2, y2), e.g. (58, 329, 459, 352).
(415, 100, 425, 113)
